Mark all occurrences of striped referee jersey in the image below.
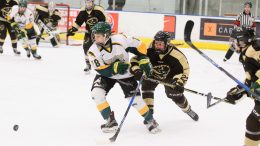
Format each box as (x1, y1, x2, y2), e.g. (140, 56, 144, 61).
(234, 11, 256, 29)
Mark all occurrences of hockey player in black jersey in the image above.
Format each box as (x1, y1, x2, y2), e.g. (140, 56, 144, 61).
(67, 0, 107, 73)
(223, 1, 255, 62)
(0, 0, 19, 54)
(225, 37, 260, 146)
(224, 28, 254, 65)
(131, 31, 199, 122)
(225, 30, 255, 105)
(34, 1, 61, 47)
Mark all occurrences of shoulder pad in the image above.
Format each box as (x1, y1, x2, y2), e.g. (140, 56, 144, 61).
(94, 5, 105, 12)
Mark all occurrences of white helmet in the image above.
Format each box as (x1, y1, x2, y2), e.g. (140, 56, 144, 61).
(48, 1, 56, 14)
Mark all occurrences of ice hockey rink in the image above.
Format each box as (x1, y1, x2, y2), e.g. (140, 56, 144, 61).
(0, 39, 254, 146)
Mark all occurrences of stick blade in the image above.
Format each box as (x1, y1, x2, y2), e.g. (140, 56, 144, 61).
(109, 136, 116, 143)
(109, 129, 120, 143)
(184, 20, 194, 42)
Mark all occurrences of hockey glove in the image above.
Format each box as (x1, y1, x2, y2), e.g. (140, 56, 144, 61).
(18, 29, 27, 40)
(113, 61, 130, 75)
(130, 65, 143, 81)
(225, 86, 246, 104)
(67, 27, 77, 36)
(11, 22, 27, 39)
(11, 22, 20, 32)
(139, 57, 151, 76)
(167, 78, 184, 93)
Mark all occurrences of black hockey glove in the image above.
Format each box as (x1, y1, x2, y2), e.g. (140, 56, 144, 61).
(225, 86, 246, 104)
(67, 27, 77, 36)
(130, 65, 143, 81)
(167, 78, 184, 93)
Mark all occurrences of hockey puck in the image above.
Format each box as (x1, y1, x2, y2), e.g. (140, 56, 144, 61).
(13, 125, 19, 131)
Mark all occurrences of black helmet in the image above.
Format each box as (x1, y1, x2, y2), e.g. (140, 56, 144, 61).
(234, 28, 254, 45)
(244, 1, 252, 8)
(154, 31, 171, 44)
(153, 31, 171, 54)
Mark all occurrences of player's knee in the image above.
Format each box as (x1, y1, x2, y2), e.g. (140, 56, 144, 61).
(166, 89, 184, 102)
(91, 87, 107, 105)
(171, 95, 185, 104)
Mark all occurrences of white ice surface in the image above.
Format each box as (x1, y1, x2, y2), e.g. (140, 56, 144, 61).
(0, 41, 254, 146)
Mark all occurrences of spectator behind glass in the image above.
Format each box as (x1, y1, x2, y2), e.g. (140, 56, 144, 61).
(107, 0, 125, 11)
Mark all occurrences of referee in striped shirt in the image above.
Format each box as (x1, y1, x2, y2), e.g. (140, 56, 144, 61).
(223, 1, 256, 62)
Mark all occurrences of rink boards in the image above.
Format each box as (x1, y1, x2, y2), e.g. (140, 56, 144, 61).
(59, 8, 260, 50)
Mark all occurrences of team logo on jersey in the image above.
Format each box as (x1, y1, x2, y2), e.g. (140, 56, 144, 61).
(86, 17, 98, 28)
(151, 65, 170, 80)
(1, 7, 12, 18)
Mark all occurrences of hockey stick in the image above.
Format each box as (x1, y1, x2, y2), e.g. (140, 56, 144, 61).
(58, 30, 89, 34)
(109, 75, 144, 142)
(143, 77, 233, 108)
(172, 43, 184, 46)
(184, 20, 260, 104)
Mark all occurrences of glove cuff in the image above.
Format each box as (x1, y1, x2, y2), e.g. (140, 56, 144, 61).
(130, 65, 140, 72)
(139, 58, 149, 65)
(113, 61, 119, 74)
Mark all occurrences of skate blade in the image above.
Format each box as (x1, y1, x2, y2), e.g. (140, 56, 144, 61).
(150, 128, 161, 134)
(84, 71, 91, 75)
(95, 139, 111, 145)
(101, 126, 118, 133)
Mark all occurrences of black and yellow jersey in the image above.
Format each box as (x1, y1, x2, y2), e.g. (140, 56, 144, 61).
(244, 41, 260, 103)
(146, 44, 190, 85)
(72, 5, 107, 31)
(35, 5, 61, 26)
(0, 0, 18, 22)
(244, 43, 260, 81)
